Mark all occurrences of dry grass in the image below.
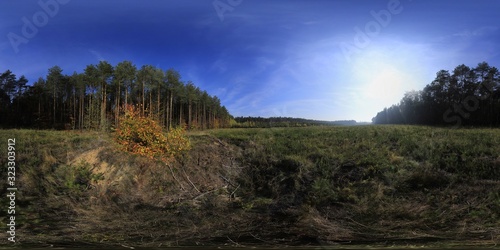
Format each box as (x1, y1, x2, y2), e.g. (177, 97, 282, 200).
(1, 126, 499, 247)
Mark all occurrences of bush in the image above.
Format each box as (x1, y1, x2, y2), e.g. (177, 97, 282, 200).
(114, 105, 190, 160)
(56, 160, 104, 196)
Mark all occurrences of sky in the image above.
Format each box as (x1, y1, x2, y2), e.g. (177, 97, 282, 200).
(1, 0, 499, 122)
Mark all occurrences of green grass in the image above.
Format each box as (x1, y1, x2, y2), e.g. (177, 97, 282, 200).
(209, 125, 500, 238)
(0, 129, 111, 223)
(210, 125, 500, 180)
(0, 126, 499, 246)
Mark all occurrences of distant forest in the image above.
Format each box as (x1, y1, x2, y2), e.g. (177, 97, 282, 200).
(0, 61, 232, 130)
(233, 116, 358, 128)
(373, 62, 500, 127)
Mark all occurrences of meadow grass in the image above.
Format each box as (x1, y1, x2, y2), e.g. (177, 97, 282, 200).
(0, 125, 498, 245)
(209, 125, 500, 238)
(210, 125, 500, 180)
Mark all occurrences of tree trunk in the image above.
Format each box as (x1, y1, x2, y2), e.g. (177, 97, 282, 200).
(142, 80, 145, 116)
(125, 87, 128, 109)
(188, 101, 192, 129)
(80, 91, 84, 130)
(169, 91, 173, 129)
(38, 96, 41, 129)
(179, 103, 183, 127)
(203, 103, 206, 130)
(73, 89, 76, 129)
(89, 90, 93, 129)
(149, 89, 153, 118)
(157, 82, 161, 124)
(116, 80, 121, 126)
(163, 97, 167, 128)
(53, 86, 56, 127)
(101, 81, 106, 131)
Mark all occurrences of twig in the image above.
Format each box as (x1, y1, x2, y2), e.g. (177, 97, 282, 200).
(166, 163, 185, 191)
(219, 174, 237, 187)
(213, 137, 226, 146)
(230, 184, 240, 199)
(249, 233, 272, 244)
(219, 174, 231, 183)
(226, 236, 242, 247)
(346, 217, 378, 231)
(182, 168, 200, 193)
(192, 188, 220, 200)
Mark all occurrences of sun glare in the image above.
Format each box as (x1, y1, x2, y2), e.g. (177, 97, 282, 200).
(352, 49, 418, 109)
(364, 65, 405, 101)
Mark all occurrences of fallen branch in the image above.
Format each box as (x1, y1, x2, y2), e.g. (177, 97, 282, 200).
(219, 173, 237, 187)
(166, 163, 185, 191)
(213, 137, 226, 146)
(192, 187, 224, 200)
(226, 236, 243, 247)
(230, 184, 240, 199)
(182, 168, 201, 193)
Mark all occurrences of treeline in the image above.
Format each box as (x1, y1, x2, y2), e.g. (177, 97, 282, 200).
(233, 116, 358, 128)
(0, 61, 232, 130)
(372, 62, 500, 127)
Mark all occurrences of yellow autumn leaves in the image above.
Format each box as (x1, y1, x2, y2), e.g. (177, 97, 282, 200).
(114, 105, 190, 161)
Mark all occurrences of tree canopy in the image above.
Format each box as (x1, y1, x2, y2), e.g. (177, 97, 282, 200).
(372, 62, 500, 127)
(0, 61, 232, 130)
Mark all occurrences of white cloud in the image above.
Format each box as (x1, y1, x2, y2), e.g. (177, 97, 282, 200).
(453, 26, 498, 38)
(210, 59, 228, 73)
(88, 49, 105, 62)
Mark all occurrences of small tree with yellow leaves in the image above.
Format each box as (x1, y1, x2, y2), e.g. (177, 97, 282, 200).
(114, 105, 190, 161)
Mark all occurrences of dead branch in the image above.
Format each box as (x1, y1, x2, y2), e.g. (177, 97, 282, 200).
(230, 184, 240, 199)
(182, 168, 201, 193)
(219, 173, 237, 187)
(166, 163, 185, 191)
(192, 188, 224, 200)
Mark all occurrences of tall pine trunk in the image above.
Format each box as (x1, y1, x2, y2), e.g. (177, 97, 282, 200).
(53, 86, 56, 127)
(79, 91, 84, 130)
(169, 91, 173, 129)
(115, 81, 121, 126)
(179, 103, 183, 127)
(157, 82, 161, 124)
(100, 82, 106, 131)
(142, 80, 145, 116)
(188, 101, 192, 129)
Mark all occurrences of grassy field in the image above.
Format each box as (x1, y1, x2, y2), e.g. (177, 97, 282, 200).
(0, 125, 499, 247)
(208, 126, 500, 240)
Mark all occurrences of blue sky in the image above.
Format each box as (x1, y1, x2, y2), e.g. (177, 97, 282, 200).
(1, 0, 499, 122)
